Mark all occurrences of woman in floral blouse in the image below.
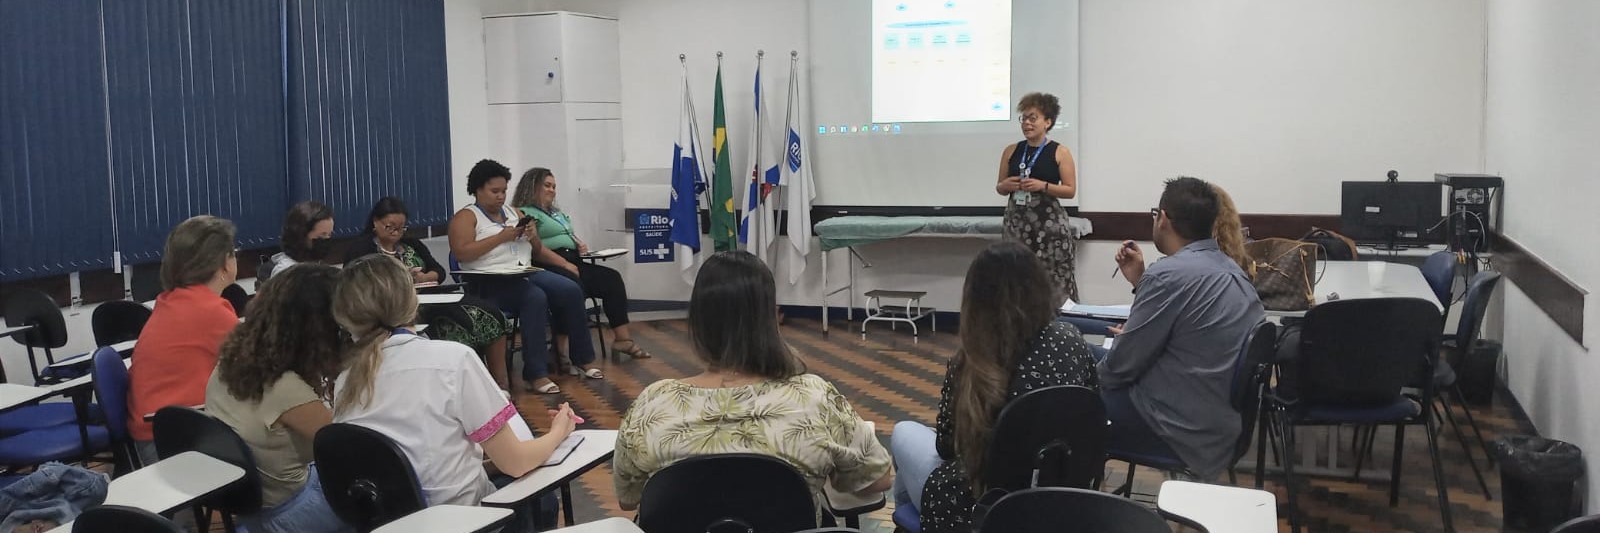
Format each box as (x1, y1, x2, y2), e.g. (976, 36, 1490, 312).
(612, 251, 894, 513)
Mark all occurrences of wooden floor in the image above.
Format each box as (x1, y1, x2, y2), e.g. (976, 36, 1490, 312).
(514, 316, 1533, 533)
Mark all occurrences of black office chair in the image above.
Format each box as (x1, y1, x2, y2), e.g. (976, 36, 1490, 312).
(314, 423, 426, 532)
(983, 385, 1107, 492)
(152, 406, 263, 532)
(72, 504, 185, 533)
(1552, 514, 1600, 533)
(1266, 297, 1450, 533)
(637, 454, 821, 533)
(90, 300, 152, 347)
(2, 287, 82, 383)
(220, 283, 250, 318)
(974, 487, 1171, 533)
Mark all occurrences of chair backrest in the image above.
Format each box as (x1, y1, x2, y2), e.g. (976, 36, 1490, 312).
(637, 453, 819, 533)
(313, 423, 427, 532)
(91, 300, 152, 347)
(1454, 271, 1503, 346)
(1297, 298, 1442, 406)
(3, 287, 67, 348)
(1552, 514, 1600, 533)
(975, 487, 1171, 533)
(220, 283, 250, 318)
(1229, 321, 1278, 464)
(90, 346, 132, 441)
(151, 406, 263, 514)
(981, 385, 1107, 491)
(1421, 251, 1457, 305)
(73, 504, 185, 533)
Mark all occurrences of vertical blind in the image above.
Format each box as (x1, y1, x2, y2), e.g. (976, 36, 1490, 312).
(103, 0, 287, 261)
(287, 0, 453, 234)
(0, 0, 450, 281)
(0, 0, 116, 279)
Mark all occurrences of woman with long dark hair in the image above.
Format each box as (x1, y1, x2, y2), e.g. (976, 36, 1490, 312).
(890, 241, 1098, 533)
(206, 264, 350, 532)
(612, 251, 892, 514)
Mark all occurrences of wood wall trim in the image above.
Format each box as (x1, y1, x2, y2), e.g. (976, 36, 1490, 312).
(1491, 233, 1587, 344)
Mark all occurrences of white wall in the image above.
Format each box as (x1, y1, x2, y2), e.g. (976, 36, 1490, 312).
(609, 0, 1488, 308)
(1484, 0, 1598, 511)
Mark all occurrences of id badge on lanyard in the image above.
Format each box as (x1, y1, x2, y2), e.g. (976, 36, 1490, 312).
(1012, 142, 1046, 203)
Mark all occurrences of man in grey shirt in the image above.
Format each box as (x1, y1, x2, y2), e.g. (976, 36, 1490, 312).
(1099, 177, 1265, 479)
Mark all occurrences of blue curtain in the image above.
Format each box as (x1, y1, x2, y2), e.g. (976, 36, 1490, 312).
(102, 0, 288, 262)
(286, 0, 453, 234)
(0, 0, 116, 280)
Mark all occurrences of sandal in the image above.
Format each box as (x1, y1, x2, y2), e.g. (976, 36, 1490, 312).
(525, 378, 561, 395)
(569, 366, 604, 379)
(610, 339, 652, 359)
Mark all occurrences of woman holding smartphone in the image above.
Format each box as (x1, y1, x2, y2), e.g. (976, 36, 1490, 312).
(448, 159, 601, 395)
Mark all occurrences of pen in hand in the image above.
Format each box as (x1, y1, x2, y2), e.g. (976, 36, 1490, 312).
(1113, 241, 1137, 278)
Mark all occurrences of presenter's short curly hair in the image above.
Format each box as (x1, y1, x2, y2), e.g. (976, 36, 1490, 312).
(466, 159, 512, 195)
(1016, 92, 1061, 130)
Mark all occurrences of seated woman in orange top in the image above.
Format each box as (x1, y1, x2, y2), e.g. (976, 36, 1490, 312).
(127, 215, 241, 464)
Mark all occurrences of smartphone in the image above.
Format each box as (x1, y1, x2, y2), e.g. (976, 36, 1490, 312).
(516, 217, 535, 228)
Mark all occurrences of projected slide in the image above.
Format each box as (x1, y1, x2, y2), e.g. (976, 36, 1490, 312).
(872, 0, 1012, 123)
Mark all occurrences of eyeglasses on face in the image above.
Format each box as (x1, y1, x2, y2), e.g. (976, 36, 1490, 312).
(1018, 113, 1044, 124)
(382, 223, 408, 233)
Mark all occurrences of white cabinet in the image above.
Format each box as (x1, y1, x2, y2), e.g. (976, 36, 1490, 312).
(483, 12, 620, 104)
(480, 12, 624, 250)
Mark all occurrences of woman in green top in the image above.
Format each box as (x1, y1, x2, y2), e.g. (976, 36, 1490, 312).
(512, 167, 651, 360)
(345, 197, 516, 393)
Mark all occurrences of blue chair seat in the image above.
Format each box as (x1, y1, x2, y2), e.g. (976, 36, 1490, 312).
(1298, 397, 1420, 425)
(891, 503, 922, 533)
(0, 424, 110, 465)
(1107, 449, 1187, 472)
(0, 403, 82, 435)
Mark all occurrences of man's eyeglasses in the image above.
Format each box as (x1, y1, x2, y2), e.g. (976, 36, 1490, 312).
(1150, 207, 1161, 218)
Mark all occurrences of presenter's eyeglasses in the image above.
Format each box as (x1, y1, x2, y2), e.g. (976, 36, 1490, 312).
(1018, 113, 1044, 124)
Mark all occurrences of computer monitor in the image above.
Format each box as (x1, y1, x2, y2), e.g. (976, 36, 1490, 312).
(1340, 181, 1445, 249)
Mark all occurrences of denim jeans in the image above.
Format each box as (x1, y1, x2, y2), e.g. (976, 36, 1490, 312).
(0, 462, 107, 531)
(888, 421, 941, 514)
(243, 465, 352, 533)
(475, 271, 596, 381)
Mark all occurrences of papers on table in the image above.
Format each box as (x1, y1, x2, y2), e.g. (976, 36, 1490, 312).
(1059, 299, 1132, 320)
(580, 248, 627, 260)
(413, 281, 440, 289)
(417, 293, 465, 305)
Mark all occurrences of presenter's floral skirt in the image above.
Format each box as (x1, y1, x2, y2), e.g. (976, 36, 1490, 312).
(1003, 192, 1078, 305)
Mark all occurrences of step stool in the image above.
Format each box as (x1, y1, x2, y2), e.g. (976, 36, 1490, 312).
(861, 289, 935, 342)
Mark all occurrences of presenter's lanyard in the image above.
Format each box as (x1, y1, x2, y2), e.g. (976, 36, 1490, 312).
(1018, 139, 1048, 179)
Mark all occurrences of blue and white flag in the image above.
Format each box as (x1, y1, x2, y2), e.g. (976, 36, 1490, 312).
(669, 67, 708, 283)
(780, 56, 815, 284)
(739, 56, 782, 264)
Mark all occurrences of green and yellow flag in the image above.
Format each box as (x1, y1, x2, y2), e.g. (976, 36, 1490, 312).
(709, 63, 738, 252)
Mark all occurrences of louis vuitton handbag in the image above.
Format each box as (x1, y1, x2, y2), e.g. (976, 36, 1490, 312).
(1244, 238, 1318, 311)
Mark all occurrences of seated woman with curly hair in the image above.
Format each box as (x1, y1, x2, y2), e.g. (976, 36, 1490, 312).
(205, 264, 351, 532)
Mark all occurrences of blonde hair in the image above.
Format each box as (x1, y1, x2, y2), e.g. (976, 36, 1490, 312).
(1211, 184, 1255, 279)
(331, 254, 418, 414)
(160, 216, 236, 291)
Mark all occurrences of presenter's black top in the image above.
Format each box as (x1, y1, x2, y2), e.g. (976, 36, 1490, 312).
(1006, 140, 1062, 184)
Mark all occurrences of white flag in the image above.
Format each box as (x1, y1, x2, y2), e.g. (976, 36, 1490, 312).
(671, 67, 709, 284)
(739, 58, 781, 264)
(780, 57, 815, 285)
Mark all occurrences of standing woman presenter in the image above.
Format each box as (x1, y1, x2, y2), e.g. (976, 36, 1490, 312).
(996, 92, 1079, 304)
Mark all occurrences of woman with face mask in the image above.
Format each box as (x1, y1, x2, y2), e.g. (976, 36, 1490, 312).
(265, 201, 336, 281)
